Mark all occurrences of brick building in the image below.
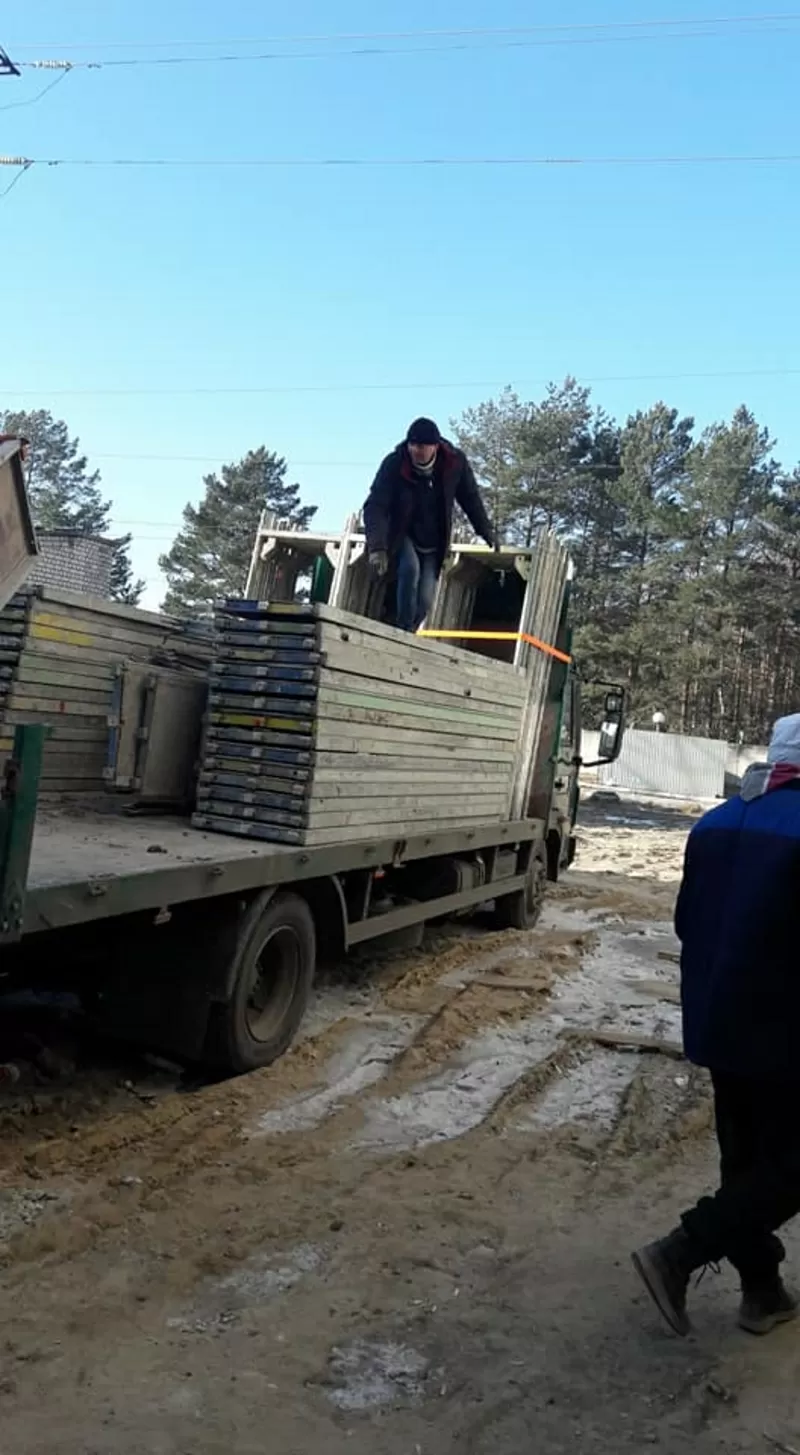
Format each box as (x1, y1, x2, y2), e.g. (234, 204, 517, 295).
(27, 530, 116, 598)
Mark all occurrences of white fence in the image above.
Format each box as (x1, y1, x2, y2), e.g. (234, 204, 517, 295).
(581, 728, 729, 802)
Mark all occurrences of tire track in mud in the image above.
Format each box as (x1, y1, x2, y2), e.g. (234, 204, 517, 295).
(0, 922, 593, 1185)
(0, 868, 677, 1177)
(0, 862, 694, 1281)
(0, 928, 579, 1282)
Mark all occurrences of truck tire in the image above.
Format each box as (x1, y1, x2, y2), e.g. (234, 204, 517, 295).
(205, 891, 316, 1075)
(492, 849, 547, 931)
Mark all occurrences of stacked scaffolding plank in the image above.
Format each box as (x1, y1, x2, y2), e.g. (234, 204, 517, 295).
(194, 601, 534, 847)
(0, 587, 212, 794)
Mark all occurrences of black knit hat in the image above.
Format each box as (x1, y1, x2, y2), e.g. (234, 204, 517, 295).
(406, 417, 441, 446)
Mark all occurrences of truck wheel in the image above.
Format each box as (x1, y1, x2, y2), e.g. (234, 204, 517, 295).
(492, 849, 546, 931)
(205, 892, 316, 1075)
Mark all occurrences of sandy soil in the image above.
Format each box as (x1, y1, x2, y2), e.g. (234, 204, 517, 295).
(0, 795, 798, 1454)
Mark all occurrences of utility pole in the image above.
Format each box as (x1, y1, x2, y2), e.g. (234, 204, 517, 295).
(0, 45, 20, 78)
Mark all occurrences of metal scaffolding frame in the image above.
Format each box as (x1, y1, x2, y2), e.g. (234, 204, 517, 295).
(245, 514, 571, 660)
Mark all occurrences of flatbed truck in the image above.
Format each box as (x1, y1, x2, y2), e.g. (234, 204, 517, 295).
(0, 438, 624, 1075)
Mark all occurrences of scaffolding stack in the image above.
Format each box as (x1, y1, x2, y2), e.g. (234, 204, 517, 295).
(0, 587, 212, 795)
(193, 529, 570, 847)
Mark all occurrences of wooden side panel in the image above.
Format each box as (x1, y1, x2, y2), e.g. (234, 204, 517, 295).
(196, 554, 570, 847)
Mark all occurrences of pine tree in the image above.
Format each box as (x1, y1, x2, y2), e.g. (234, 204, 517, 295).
(509, 378, 595, 543)
(453, 379, 598, 545)
(749, 469, 800, 737)
(3, 408, 108, 531)
(452, 388, 800, 742)
(159, 448, 317, 617)
(109, 532, 146, 606)
(673, 407, 778, 736)
(1, 408, 143, 604)
(592, 404, 694, 713)
(564, 410, 622, 628)
(451, 387, 527, 541)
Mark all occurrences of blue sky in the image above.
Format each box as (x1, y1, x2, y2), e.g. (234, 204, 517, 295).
(2, 2, 798, 606)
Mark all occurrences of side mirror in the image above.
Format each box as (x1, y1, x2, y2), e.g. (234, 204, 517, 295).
(597, 690, 625, 763)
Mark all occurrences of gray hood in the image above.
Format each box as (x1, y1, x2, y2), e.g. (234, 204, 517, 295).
(740, 713, 800, 801)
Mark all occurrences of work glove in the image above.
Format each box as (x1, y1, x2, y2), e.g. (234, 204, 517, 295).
(369, 550, 389, 579)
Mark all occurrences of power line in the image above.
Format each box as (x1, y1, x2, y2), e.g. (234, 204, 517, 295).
(105, 518, 276, 527)
(9, 13, 800, 51)
(0, 69, 68, 110)
(2, 153, 800, 175)
(0, 162, 30, 199)
(14, 24, 800, 75)
(6, 366, 799, 402)
(95, 453, 373, 466)
(16, 23, 800, 71)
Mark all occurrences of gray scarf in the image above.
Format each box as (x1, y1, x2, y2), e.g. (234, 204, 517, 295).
(412, 458, 436, 480)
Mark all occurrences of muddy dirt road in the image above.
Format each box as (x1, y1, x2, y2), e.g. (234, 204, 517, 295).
(0, 798, 798, 1454)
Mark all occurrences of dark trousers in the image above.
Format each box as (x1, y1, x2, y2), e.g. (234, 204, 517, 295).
(681, 1070, 800, 1282)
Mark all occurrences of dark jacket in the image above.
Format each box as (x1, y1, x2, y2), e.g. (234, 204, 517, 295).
(677, 780, 800, 1080)
(363, 440, 494, 573)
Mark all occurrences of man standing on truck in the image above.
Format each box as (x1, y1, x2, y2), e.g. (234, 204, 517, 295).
(363, 418, 495, 632)
(632, 713, 800, 1339)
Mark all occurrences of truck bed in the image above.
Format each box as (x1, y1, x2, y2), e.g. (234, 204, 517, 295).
(30, 805, 292, 889)
(23, 803, 538, 935)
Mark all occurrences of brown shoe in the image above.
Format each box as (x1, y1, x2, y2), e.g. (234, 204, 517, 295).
(739, 1278, 798, 1336)
(632, 1229, 696, 1337)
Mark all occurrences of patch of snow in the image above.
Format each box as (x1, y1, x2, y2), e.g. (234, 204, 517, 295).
(217, 1242, 323, 1303)
(0, 1188, 66, 1241)
(356, 919, 681, 1152)
(299, 982, 383, 1040)
(355, 1020, 561, 1152)
(519, 1050, 636, 1132)
(538, 903, 622, 933)
(326, 1339, 428, 1411)
(167, 1243, 324, 1335)
(254, 1016, 423, 1135)
(604, 814, 665, 829)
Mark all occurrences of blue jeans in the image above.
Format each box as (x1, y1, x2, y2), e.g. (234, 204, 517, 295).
(395, 538, 439, 633)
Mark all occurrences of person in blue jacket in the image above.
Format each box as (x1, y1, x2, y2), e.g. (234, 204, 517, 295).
(632, 714, 800, 1338)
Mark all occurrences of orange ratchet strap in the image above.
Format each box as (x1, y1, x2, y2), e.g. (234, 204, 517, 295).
(418, 629, 571, 665)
